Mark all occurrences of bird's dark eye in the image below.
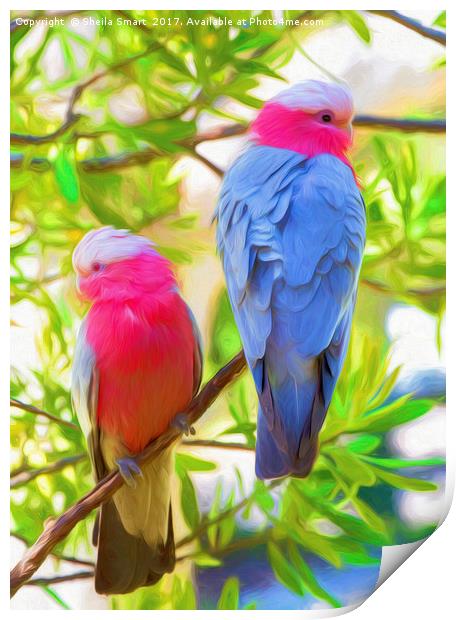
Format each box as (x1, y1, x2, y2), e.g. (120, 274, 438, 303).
(322, 113, 332, 123)
(92, 262, 103, 272)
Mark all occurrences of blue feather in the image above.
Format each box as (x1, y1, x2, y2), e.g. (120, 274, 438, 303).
(216, 146, 366, 479)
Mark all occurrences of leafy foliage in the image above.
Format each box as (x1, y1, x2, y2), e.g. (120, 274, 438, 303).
(11, 9, 445, 611)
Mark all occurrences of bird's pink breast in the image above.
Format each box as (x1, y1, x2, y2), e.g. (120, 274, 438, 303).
(86, 283, 197, 454)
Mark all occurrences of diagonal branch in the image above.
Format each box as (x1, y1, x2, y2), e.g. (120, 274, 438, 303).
(10, 398, 78, 430)
(10, 351, 246, 598)
(10, 41, 163, 147)
(11, 454, 87, 489)
(368, 10, 446, 45)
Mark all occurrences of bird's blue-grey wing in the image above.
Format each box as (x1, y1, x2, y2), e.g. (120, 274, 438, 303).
(216, 147, 365, 479)
(71, 319, 105, 481)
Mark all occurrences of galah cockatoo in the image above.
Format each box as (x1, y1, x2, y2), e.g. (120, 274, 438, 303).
(71, 227, 202, 594)
(216, 80, 366, 480)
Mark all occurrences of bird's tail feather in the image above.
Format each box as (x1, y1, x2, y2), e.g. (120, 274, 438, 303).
(255, 359, 325, 480)
(95, 499, 174, 595)
(255, 407, 319, 479)
(94, 447, 175, 595)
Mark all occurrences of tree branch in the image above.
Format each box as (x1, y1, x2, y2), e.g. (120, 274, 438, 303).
(191, 151, 224, 177)
(10, 113, 445, 174)
(11, 454, 87, 489)
(10, 41, 163, 147)
(182, 439, 254, 452)
(10, 398, 78, 430)
(11, 113, 446, 152)
(25, 571, 94, 587)
(10, 351, 246, 597)
(354, 116, 445, 134)
(368, 10, 446, 45)
(11, 532, 95, 567)
(361, 278, 445, 298)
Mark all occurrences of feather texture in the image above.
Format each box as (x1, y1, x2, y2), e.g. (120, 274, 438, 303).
(216, 146, 365, 479)
(71, 231, 202, 594)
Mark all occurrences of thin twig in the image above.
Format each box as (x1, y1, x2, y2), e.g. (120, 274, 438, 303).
(361, 278, 445, 298)
(11, 454, 87, 489)
(11, 532, 95, 567)
(176, 495, 251, 550)
(191, 151, 224, 177)
(354, 115, 445, 134)
(10, 351, 246, 597)
(368, 10, 446, 45)
(10, 398, 78, 430)
(182, 439, 254, 452)
(25, 571, 94, 587)
(176, 479, 280, 551)
(10, 42, 163, 147)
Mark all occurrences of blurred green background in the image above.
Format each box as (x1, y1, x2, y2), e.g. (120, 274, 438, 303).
(11, 9, 445, 611)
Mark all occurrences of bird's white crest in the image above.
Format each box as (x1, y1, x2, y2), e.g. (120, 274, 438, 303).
(271, 80, 354, 122)
(72, 226, 155, 273)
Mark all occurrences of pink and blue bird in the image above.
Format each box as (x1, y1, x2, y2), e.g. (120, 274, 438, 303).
(216, 80, 366, 480)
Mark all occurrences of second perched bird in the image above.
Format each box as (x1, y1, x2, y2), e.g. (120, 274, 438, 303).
(71, 227, 202, 594)
(216, 80, 366, 480)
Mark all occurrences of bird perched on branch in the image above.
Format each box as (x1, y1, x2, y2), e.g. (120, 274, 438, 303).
(216, 80, 366, 480)
(71, 227, 202, 594)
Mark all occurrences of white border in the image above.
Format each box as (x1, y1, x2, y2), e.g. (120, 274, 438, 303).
(4, 2, 452, 617)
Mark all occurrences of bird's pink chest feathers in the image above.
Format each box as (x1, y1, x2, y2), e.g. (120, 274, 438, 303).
(86, 289, 196, 454)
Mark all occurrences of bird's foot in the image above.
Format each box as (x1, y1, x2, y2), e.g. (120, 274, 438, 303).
(172, 413, 196, 436)
(116, 457, 143, 488)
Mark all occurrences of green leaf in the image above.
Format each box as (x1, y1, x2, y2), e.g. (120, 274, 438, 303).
(327, 447, 377, 488)
(42, 586, 71, 610)
(307, 494, 389, 546)
(217, 577, 240, 610)
(253, 480, 275, 512)
(351, 497, 389, 537)
(357, 398, 434, 433)
(267, 542, 304, 596)
(288, 542, 341, 607)
(192, 552, 222, 567)
(176, 470, 200, 529)
(366, 366, 402, 412)
(219, 514, 236, 547)
(54, 146, 80, 204)
(433, 11, 446, 28)
(346, 434, 381, 454)
(361, 456, 445, 470)
(297, 530, 343, 568)
(175, 453, 216, 472)
(370, 467, 439, 492)
(341, 11, 371, 43)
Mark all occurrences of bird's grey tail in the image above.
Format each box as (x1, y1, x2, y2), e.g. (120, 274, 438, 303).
(255, 408, 319, 480)
(254, 361, 326, 480)
(94, 500, 175, 595)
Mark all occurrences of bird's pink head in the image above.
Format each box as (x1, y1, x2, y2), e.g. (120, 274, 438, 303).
(72, 226, 175, 303)
(251, 80, 354, 167)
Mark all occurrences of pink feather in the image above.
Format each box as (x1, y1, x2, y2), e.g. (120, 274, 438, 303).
(83, 251, 197, 453)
